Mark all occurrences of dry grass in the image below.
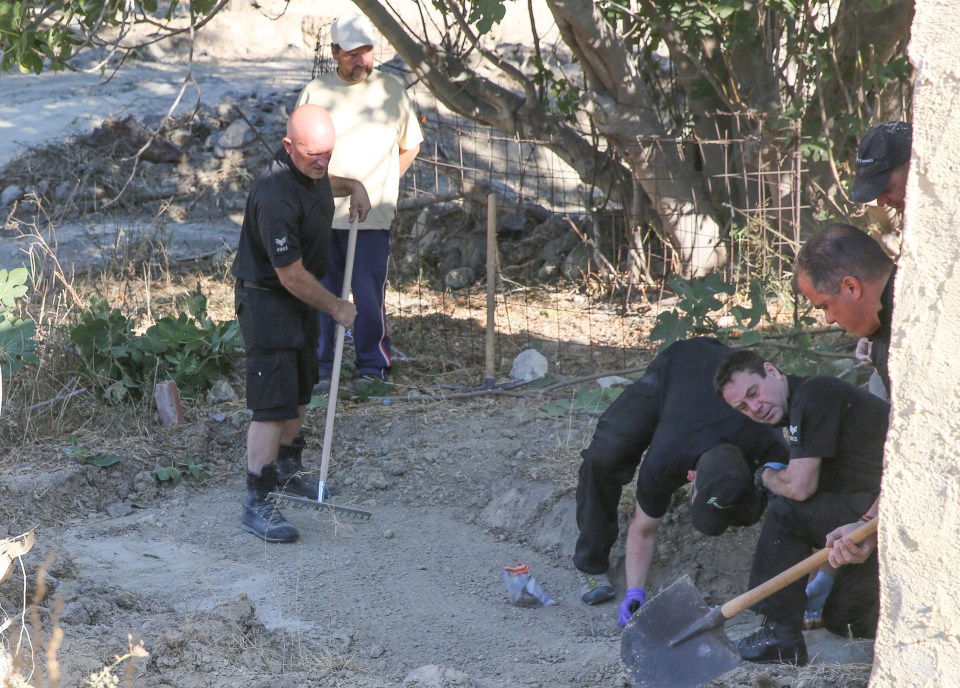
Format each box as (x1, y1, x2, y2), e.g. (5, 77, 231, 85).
(0, 539, 148, 688)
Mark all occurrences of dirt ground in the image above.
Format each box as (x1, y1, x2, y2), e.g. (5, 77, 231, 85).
(0, 16, 874, 688)
(0, 386, 873, 688)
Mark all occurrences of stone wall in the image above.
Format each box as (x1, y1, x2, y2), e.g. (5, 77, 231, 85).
(874, 0, 960, 684)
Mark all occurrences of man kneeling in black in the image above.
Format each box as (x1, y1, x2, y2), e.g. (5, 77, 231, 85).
(715, 349, 887, 665)
(574, 338, 788, 627)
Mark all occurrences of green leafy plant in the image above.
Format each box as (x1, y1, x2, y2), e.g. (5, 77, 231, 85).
(180, 457, 210, 481)
(531, 56, 580, 118)
(1, 0, 222, 74)
(152, 466, 181, 482)
(64, 437, 121, 466)
(0, 267, 38, 379)
(650, 275, 845, 375)
(764, 325, 851, 379)
(69, 287, 241, 402)
(465, 0, 506, 33)
(650, 275, 769, 348)
(351, 377, 393, 402)
(306, 395, 329, 410)
(152, 458, 209, 484)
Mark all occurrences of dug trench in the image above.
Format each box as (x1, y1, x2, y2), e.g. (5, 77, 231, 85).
(2, 391, 873, 687)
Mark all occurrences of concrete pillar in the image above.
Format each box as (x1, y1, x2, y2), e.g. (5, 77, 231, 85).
(872, 0, 960, 684)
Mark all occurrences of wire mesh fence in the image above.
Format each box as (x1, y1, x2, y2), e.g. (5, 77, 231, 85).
(311, 37, 807, 380)
(387, 101, 807, 380)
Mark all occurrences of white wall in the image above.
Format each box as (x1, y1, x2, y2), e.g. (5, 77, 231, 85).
(873, 0, 960, 685)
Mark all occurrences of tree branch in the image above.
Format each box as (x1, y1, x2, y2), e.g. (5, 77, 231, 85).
(354, 0, 630, 205)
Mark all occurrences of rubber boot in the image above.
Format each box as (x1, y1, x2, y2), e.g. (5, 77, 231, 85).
(241, 464, 298, 543)
(274, 433, 337, 500)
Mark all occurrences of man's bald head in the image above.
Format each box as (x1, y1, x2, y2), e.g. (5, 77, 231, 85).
(283, 104, 336, 180)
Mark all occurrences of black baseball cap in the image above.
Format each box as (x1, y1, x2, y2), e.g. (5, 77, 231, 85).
(850, 121, 912, 203)
(690, 444, 764, 536)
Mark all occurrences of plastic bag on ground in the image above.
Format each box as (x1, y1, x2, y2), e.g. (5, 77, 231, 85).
(503, 563, 556, 608)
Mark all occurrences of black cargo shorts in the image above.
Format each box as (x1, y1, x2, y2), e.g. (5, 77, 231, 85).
(235, 283, 319, 422)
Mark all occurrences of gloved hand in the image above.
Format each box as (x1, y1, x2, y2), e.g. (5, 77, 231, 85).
(804, 570, 835, 629)
(805, 570, 835, 611)
(763, 462, 787, 471)
(618, 587, 646, 627)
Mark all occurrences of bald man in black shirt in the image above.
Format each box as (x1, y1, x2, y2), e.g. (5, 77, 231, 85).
(232, 104, 369, 543)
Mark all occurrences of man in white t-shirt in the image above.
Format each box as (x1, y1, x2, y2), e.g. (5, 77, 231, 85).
(297, 13, 423, 392)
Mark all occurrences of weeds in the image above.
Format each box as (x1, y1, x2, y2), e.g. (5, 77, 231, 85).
(69, 286, 241, 403)
(152, 457, 210, 484)
(0, 268, 39, 384)
(1, 535, 149, 687)
(83, 637, 149, 688)
(64, 437, 121, 467)
(650, 274, 770, 348)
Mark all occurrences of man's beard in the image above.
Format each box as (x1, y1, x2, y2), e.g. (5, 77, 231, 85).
(340, 64, 372, 82)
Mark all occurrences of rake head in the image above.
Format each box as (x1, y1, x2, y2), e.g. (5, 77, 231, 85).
(267, 491, 373, 520)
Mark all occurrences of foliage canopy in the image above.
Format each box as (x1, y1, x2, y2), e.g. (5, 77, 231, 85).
(2, 0, 913, 280)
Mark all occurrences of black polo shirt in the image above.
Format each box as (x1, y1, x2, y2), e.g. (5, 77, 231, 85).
(636, 338, 789, 518)
(783, 375, 888, 495)
(231, 147, 334, 291)
(871, 266, 896, 395)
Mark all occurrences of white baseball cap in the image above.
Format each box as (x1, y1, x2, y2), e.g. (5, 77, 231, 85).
(331, 13, 377, 52)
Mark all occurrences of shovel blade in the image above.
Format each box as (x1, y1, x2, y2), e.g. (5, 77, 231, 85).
(620, 575, 739, 688)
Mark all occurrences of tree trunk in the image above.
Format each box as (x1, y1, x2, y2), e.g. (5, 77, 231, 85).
(548, 0, 727, 276)
(356, 0, 727, 277)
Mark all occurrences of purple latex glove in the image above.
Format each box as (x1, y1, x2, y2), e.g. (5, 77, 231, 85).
(618, 587, 646, 627)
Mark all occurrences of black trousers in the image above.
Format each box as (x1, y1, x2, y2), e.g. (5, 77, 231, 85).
(751, 491, 880, 638)
(573, 372, 660, 574)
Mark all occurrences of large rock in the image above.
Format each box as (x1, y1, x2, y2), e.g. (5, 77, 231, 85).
(509, 348, 548, 382)
(206, 379, 238, 405)
(479, 478, 558, 532)
(444, 267, 475, 289)
(215, 119, 257, 152)
(540, 229, 578, 265)
(561, 243, 592, 279)
(531, 493, 578, 559)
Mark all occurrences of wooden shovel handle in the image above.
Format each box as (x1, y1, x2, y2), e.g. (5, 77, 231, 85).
(720, 517, 878, 620)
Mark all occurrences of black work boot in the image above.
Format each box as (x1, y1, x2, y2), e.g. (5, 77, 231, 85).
(274, 434, 337, 500)
(737, 620, 808, 666)
(241, 464, 298, 543)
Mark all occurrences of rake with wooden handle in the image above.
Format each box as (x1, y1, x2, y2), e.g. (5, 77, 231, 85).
(269, 217, 372, 520)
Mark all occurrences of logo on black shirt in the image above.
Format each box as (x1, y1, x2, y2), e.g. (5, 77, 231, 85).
(788, 424, 800, 445)
(275, 236, 289, 253)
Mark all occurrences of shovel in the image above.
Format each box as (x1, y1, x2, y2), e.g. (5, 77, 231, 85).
(269, 216, 372, 520)
(620, 518, 878, 688)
